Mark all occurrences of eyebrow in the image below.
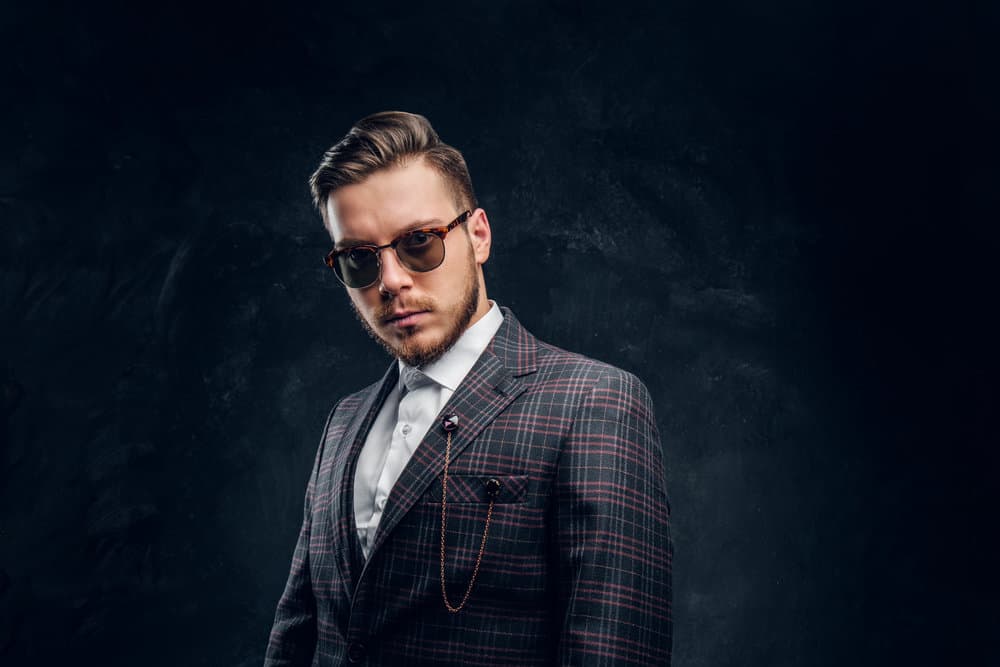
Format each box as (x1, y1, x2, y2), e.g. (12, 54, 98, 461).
(333, 218, 446, 250)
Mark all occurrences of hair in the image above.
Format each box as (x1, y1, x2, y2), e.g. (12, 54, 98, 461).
(309, 111, 478, 221)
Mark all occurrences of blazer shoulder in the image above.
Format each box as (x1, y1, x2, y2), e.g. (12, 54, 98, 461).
(319, 371, 391, 441)
(329, 376, 383, 413)
(532, 338, 650, 390)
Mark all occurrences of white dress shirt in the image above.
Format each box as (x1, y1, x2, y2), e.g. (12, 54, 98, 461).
(353, 301, 504, 559)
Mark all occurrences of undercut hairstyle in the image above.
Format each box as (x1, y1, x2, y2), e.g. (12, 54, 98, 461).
(309, 111, 478, 222)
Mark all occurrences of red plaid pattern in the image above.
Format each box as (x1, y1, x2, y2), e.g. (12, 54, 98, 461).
(265, 308, 672, 665)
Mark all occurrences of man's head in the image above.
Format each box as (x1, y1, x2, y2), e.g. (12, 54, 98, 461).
(311, 111, 492, 367)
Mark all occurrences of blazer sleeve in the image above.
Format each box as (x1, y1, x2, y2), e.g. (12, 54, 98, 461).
(553, 370, 673, 666)
(264, 406, 335, 667)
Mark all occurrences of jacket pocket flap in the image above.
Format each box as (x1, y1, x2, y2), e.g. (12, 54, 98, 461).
(422, 474, 528, 504)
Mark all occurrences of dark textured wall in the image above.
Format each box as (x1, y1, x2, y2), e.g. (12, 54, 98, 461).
(1, 1, 995, 665)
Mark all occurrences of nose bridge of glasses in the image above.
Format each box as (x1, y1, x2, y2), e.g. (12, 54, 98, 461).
(376, 238, 414, 287)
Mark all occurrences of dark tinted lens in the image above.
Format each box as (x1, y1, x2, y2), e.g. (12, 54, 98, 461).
(336, 247, 379, 287)
(396, 231, 444, 271)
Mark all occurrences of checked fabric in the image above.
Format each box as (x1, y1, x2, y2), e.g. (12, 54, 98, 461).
(265, 307, 672, 666)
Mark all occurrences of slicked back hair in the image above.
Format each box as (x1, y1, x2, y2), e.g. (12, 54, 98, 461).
(309, 111, 478, 222)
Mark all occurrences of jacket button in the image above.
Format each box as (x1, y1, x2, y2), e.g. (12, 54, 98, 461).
(347, 641, 366, 663)
(485, 477, 502, 498)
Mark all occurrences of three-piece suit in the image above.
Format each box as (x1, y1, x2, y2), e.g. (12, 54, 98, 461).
(265, 308, 672, 665)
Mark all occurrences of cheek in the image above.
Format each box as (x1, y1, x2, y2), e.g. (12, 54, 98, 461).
(436, 243, 472, 286)
(424, 273, 460, 305)
(350, 289, 378, 314)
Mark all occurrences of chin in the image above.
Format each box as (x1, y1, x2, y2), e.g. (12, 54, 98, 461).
(382, 323, 450, 365)
(394, 334, 446, 367)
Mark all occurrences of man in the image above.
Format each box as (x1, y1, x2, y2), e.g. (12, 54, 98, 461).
(265, 111, 672, 666)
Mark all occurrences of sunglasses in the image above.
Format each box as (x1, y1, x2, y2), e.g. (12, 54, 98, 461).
(324, 210, 472, 289)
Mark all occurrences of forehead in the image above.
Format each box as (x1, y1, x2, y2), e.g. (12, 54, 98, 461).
(324, 159, 455, 243)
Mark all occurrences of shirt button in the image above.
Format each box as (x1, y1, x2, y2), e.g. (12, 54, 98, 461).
(401, 424, 412, 435)
(347, 641, 366, 662)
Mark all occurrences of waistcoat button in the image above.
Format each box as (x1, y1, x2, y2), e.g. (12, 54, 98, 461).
(347, 641, 366, 663)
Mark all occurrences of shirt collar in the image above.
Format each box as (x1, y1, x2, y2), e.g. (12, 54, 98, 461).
(397, 300, 504, 392)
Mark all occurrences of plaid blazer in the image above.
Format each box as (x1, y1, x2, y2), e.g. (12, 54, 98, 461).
(265, 308, 672, 666)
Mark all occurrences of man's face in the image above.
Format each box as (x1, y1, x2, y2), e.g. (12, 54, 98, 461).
(325, 158, 492, 367)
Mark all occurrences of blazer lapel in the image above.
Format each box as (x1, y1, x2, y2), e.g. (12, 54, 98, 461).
(364, 309, 538, 562)
(328, 362, 398, 595)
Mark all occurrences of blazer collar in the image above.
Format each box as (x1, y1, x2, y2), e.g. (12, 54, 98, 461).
(487, 306, 538, 379)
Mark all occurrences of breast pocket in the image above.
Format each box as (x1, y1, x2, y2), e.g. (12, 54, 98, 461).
(421, 474, 529, 505)
(421, 474, 545, 605)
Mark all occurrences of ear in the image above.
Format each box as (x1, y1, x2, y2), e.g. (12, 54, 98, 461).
(466, 208, 492, 266)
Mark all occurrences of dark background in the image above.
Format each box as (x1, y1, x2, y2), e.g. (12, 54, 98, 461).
(1, 0, 996, 665)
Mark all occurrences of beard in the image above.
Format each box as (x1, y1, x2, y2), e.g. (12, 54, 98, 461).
(351, 253, 480, 368)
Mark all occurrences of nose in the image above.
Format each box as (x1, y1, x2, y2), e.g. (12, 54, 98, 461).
(376, 246, 413, 295)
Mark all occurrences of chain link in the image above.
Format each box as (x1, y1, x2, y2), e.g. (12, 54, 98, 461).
(439, 431, 495, 613)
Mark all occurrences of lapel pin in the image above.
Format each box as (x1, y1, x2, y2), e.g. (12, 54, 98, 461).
(441, 414, 459, 432)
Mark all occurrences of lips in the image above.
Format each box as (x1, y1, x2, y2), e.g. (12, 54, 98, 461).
(383, 310, 430, 327)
